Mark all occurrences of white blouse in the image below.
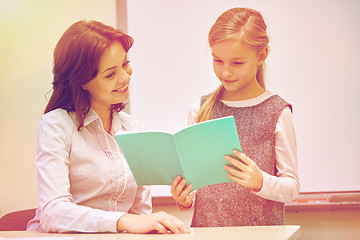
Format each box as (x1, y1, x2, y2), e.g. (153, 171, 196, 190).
(188, 91, 300, 203)
(27, 109, 151, 233)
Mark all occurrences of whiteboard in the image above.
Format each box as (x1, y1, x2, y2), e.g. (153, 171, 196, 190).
(125, 0, 360, 194)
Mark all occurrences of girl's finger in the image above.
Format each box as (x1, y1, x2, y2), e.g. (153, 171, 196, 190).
(179, 183, 193, 200)
(171, 176, 182, 195)
(227, 173, 245, 186)
(184, 191, 196, 205)
(225, 155, 245, 170)
(233, 150, 252, 165)
(174, 178, 187, 198)
(224, 164, 245, 179)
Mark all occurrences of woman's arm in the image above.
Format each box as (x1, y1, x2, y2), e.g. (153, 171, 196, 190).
(36, 111, 124, 232)
(128, 186, 152, 215)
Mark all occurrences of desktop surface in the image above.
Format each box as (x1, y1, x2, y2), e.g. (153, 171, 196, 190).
(0, 225, 300, 240)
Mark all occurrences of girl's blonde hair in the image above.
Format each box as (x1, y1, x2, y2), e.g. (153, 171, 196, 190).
(196, 8, 269, 123)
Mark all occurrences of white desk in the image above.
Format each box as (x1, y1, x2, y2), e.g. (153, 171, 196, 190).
(0, 225, 300, 240)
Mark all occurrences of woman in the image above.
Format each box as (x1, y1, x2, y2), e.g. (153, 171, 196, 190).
(27, 20, 189, 234)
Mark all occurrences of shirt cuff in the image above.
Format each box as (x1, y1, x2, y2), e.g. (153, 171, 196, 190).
(98, 211, 126, 233)
(252, 171, 270, 198)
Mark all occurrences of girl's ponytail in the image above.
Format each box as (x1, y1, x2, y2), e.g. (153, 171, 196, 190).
(196, 86, 223, 123)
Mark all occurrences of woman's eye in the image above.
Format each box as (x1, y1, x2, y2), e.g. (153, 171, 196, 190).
(233, 62, 244, 65)
(213, 59, 223, 63)
(105, 72, 115, 79)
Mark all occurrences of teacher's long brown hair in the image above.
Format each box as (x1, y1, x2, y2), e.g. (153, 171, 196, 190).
(45, 20, 133, 130)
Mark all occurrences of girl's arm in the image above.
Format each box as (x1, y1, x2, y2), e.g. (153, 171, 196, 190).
(224, 107, 299, 202)
(254, 106, 300, 202)
(188, 98, 299, 203)
(187, 98, 201, 126)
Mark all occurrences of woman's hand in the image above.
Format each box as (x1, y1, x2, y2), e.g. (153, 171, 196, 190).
(224, 149, 263, 191)
(117, 212, 190, 234)
(171, 176, 195, 209)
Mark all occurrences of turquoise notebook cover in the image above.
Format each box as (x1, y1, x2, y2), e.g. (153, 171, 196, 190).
(115, 116, 241, 190)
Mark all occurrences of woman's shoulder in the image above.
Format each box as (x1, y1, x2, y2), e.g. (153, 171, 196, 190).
(39, 109, 76, 132)
(41, 108, 74, 122)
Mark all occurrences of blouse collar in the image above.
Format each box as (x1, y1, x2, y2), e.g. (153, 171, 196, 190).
(82, 109, 123, 136)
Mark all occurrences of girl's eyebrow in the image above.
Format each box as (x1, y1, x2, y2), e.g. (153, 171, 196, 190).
(102, 66, 117, 74)
(212, 53, 245, 60)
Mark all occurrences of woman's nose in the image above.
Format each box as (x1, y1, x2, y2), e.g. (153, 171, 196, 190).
(119, 67, 132, 83)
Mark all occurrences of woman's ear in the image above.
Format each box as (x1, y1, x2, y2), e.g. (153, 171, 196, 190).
(258, 47, 269, 65)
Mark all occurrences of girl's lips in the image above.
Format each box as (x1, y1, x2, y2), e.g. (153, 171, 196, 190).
(222, 79, 236, 83)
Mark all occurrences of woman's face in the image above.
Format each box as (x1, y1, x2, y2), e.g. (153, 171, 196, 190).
(83, 41, 132, 112)
(211, 39, 267, 100)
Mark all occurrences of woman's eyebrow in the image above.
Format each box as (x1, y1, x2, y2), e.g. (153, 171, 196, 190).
(102, 66, 117, 74)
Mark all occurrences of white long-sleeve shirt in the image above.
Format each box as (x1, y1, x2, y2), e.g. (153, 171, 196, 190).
(188, 91, 300, 203)
(27, 109, 151, 233)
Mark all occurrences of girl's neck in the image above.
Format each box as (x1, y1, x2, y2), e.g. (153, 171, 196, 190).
(221, 81, 265, 101)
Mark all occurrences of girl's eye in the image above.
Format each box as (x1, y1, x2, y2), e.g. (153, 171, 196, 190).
(105, 72, 115, 79)
(233, 62, 244, 65)
(213, 59, 223, 63)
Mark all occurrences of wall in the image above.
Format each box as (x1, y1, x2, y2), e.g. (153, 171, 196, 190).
(0, 0, 117, 217)
(1, 0, 360, 218)
(126, 0, 360, 195)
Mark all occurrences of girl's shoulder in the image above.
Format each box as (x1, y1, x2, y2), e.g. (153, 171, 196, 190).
(188, 98, 202, 125)
(264, 94, 292, 112)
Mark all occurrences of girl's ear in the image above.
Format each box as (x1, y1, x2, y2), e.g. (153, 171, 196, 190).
(258, 47, 269, 65)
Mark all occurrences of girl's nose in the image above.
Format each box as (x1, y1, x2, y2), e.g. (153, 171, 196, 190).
(222, 66, 233, 78)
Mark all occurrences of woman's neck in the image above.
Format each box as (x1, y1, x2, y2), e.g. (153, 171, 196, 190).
(101, 114, 112, 134)
(92, 105, 113, 134)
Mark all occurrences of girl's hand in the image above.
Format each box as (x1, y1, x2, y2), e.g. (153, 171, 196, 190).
(224, 149, 263, 191)
(171, 176, 195, 209)
(117, 212, 190, 234)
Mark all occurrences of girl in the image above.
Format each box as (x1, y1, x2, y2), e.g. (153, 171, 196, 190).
(27, 20, 189, 234)
(171, 7, 300, 227)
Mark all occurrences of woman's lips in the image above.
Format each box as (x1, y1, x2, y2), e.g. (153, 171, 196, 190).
(113, 84, 128, 93)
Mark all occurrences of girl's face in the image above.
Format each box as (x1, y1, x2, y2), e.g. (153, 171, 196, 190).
(211, 39, 267, 101)
(83, 41, 132, 112)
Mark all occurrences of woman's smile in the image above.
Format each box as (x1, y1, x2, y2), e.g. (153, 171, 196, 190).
(113, 84, 129, 94)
